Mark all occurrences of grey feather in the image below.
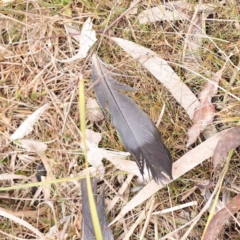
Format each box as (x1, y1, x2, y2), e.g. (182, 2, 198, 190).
(81, 178, 114, 240)
(92, 53, 172, 182)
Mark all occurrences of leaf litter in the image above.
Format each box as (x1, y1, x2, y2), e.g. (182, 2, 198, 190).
(213, 126, 240, 170)
(53, 17, 97, 63)
(11, 103, 50, 140)
(187, 66, 225, 147)
(85, 128, 151, 183)
(109, 128, 230, 226)
(203, 192, 240, 240)
(15, 139, 47, 155)
(1, 1, 240, 239)
(111, 37, 200, 120)
(137, 1, 215, 24)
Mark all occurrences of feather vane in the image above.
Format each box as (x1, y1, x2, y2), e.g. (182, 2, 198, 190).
(81, 178, 114, 240)
(92, 54, 172, 182)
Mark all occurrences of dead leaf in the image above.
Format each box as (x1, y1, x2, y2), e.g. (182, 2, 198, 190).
(127, 0, 139, 15)
(203, 193, 240, 240)
(0, 174, 27, 180)
(64, 24, 81, 42)
(86, 129, 102, 146)
(205, 189, 230, 214)
(111, 37, 200, 120)
(54, 17, 97, 62)
(0, 206, 48, 219)
(77, 17, 97, 58)
(183, 13, 203, 68)
(86, 98, 104, 122)
(187, 67, 225, 147)
(137, 2, 189, 24)
(213, 126, 240, 170)
(16, 139, 47, 155)
(85, 129, 105, 176)
(109, 128, 229, 226)
(137, 2, 215, 24)
(183, 3, 214, 67)
(11, 103, 49, 140)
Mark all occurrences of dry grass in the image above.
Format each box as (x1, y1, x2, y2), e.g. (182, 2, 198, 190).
(0, 0, 240, 239)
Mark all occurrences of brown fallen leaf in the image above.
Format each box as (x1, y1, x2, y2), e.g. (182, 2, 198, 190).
(203, 193, 240, 240)
(186, 67, 225, 147)
(213, 126, 240, 170)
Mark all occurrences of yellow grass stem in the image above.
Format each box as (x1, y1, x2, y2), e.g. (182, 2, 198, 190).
(78, 76, 103, 240)
(0, 172, 126, 191)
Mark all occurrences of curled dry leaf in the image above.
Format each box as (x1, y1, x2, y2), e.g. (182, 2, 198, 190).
(213, 126, 240, 170)
(86, 97, 104, 122)
(187, 67, 225, 147)
(203, 193, 240, 240)
(11, 103, 49, 140)
(16, 139, 47, 155)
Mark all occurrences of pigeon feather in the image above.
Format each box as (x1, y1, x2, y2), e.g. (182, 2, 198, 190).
(92, 53, 172, 182)
(81, 178, 114, 240)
